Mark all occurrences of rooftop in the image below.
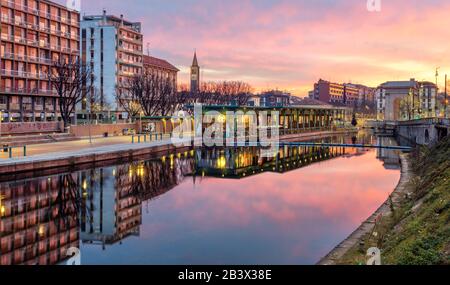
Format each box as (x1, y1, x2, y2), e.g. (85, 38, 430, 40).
(143, 55, 179, 72)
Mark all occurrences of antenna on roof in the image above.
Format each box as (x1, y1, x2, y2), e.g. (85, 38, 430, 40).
(146, 43, 150, 56)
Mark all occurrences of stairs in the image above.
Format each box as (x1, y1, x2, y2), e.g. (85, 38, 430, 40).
(0, 133, 78, 147)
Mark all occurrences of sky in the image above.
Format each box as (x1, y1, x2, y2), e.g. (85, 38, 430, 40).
(58, 0, 450, 96)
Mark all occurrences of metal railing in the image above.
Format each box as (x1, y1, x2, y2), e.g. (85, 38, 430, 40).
(0, 146, 27, 159)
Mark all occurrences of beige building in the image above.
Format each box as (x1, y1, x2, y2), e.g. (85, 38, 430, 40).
(143, 54, 179, 89)
(376, 79, 437, 121)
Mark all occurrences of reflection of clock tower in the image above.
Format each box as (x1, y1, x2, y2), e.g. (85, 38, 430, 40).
(190, 51, 200, 93)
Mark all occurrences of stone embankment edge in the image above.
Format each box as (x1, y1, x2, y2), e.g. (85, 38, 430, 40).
(317, 153, 411, 265)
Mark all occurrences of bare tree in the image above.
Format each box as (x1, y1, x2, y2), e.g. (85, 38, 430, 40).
(117, 71, 185, 118)
(184, 80, 253, 106)
(116, 77, 143, 120)
(47, 58, 94, 132)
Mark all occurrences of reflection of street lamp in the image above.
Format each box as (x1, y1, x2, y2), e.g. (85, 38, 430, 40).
(0, 194, 6, 217)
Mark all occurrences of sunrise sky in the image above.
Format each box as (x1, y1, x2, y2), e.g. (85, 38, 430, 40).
(58, 0, 450, 96)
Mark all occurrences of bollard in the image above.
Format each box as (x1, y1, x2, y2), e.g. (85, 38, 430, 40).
(132, 135, 135, 144)
(23, 146, 26, 157)
(9, 147, 12, 159)
(138, 135, 141, 144)
(144, 135, 147, 143)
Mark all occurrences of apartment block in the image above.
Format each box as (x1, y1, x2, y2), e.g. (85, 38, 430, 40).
(312, 79, 359, 106)
(0, 0, 80, 123)
(143, 54, 179, 91)
(376, 79, 437, 121)
(80, 11, 143, 121)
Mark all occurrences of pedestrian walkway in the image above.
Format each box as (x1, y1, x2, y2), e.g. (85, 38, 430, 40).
(0, 134, 170, 159)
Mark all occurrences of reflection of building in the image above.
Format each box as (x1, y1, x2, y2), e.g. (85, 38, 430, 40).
(194, 144, 347, 179)
(376, 79, 437, 121)
(0, 175, 79, 265)
(80, 154, 195, 248)
(80, 167, 142, 248)
(0, 0, 80, 123)
(376, 136, 401, 170)
(80, 10, 143, 119)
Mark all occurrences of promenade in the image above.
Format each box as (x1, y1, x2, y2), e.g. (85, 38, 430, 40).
(0, 128, 356, 175)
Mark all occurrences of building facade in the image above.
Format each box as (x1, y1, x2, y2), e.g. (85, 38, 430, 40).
(259, 90, 291, 107)
(376, 79, 437, 121)
(80, 11, 143, 121)
(312, 79, 359, 106)
(143, 54, 179, 90)
(190, 51, 199, 93)
(0, 0, 80, 123)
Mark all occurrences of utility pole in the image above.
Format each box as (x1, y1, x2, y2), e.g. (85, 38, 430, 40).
(435, 67, 440, 117)
(445, 74, 448, 118)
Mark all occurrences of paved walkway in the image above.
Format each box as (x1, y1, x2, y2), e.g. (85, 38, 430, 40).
(0, 135, 160, 160)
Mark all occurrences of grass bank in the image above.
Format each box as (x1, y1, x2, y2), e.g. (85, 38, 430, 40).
(337, 136, 450, 265)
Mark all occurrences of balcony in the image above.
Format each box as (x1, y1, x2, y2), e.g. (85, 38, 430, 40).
(2, 1, 39, 15)
(1, 15, 13, 24)
(1, 34, 13, 41)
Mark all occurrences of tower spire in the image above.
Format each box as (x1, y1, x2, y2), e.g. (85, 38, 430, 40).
(192, 50, 199, 67)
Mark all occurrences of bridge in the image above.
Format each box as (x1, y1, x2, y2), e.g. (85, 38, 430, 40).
(365, 118, 450, 146)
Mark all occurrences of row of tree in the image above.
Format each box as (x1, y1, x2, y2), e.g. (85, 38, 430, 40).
(47, 58, 253, 130)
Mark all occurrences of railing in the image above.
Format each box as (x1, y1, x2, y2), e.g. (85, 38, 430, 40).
(0, 69, 46, 79)
(131, 133, 166, 144)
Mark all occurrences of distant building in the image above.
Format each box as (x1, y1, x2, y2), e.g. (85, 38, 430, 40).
(247, 95, 261, 107)
(312, 79, 359, 106)
(81, 11, 144, 121)
(376, 79, 437, 121)
(143, 55, 179, 91)
(345, 83, 376, 106)
(259, 90, 291, 107)
(190, 52, 200, 93)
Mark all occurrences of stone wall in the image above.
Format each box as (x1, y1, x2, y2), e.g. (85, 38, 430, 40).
(70, 123, 138, 138)
(0, 122, 63, 135)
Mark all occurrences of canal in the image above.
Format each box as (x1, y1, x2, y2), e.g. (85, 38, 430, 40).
(0, 132, 403, 265)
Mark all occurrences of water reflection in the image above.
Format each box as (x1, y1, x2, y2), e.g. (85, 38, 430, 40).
(0, 133, 401, 265)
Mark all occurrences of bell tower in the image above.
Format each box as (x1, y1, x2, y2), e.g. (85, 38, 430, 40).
(190, 51, 200, 93)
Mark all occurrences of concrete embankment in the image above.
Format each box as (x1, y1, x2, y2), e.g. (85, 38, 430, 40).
(0, 129, 356, 176)
(0, 139, 192, 175)
(317, 153, 411, 265)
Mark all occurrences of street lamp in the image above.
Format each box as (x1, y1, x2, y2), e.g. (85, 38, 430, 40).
(139, 111, 144, 134)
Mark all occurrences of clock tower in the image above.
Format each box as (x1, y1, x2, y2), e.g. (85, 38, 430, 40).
(190, 51, 200, 93)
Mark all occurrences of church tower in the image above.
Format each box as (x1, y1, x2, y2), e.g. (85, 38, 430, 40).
(190, 51, 200, 93)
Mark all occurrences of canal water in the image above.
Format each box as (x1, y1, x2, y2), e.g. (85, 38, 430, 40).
(0, 133, 402, 265)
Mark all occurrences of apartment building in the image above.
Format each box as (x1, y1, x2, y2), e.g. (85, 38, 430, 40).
(143, 54, 179, 90)
(0, 0, 80, 123)
(312, 79, 359, 106)
(80, 11, 143, 122)
(376, 79, 437, 121)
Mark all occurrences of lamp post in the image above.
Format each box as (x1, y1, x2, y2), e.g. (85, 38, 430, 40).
(445, 74, 448, 118)
(139, 111, 143, 134)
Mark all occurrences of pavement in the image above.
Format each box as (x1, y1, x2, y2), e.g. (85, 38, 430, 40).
(0, 135, 171, 161)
